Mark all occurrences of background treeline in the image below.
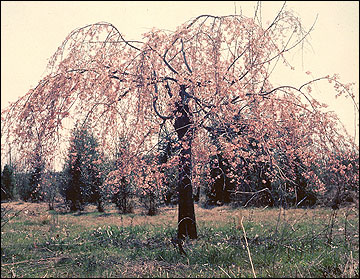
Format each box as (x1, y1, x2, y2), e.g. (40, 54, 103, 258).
(1, 124, 358, 215)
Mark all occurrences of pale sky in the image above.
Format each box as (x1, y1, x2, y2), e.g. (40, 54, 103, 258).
(1, 1, 359, 141)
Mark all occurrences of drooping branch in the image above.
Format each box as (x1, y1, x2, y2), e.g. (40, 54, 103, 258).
(181, 38, 192, 74)
(153, 96, 173, 121)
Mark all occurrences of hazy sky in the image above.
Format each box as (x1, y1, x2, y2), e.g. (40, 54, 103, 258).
(1, 1, 359, 140)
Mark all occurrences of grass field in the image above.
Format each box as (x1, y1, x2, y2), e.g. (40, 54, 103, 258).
(1, 201, 359, 278)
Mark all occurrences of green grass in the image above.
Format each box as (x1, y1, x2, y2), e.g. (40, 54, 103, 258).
(1, 202, 359, 278)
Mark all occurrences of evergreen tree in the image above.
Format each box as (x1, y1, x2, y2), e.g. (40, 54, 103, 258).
(1, 164, 15, 201)
(27, 161, 45, 202)
(62, 125, 105, 212)
(158, 133, 179, 205)
(108, 137, 134, 214)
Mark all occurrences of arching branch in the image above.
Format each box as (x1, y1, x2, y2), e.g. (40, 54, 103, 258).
(153, 96, 173, 121)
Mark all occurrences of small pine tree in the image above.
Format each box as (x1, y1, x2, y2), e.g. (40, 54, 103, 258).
(111, 176, 134, 214)
(61, 124, 105, 212)
(27, 161, 45, 202)
(107, 137, 134, 214)
(1, 164, 15, 201)
(158, 136, 179, 205)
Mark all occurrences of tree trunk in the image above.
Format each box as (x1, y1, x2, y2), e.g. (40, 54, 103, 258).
(174, 85, 197, 239)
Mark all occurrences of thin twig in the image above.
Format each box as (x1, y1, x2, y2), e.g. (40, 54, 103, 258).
(218, 265, 231, 278)
(1, 257, 63, 267)
(240, 216, 256, 278)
